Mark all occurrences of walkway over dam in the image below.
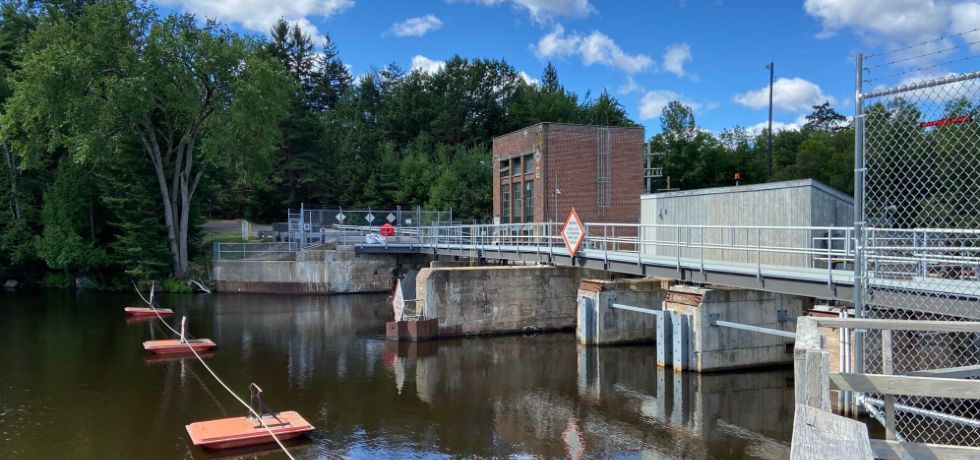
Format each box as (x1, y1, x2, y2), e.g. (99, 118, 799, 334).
(346, 222, 979, 320)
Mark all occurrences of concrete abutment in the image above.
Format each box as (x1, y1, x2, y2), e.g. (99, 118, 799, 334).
(212, 247, 427, 294)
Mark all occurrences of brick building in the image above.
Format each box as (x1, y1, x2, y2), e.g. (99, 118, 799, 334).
(492, 123, 645, 227)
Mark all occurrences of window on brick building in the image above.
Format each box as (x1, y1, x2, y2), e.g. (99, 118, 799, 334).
(501, 184, 510, 223)
(524, 155, 533, 174)
(524, 181, 534, 223)
(499, 161, 509, 176)
(512, 157, 521, 177)
(512, 183, 522, 223)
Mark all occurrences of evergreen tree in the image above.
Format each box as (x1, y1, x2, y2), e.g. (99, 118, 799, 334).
(542, 61, 560, 93)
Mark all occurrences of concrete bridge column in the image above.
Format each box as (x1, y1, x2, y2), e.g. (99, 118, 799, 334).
(667, 285, 805, 372)
(575, 278, 672, 346)
(578, 281, 808, 373)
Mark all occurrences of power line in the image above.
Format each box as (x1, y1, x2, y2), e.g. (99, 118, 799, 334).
(866, 28, 980, 59)
(863, 54, 980, 83)
(869, 38, 980, 69)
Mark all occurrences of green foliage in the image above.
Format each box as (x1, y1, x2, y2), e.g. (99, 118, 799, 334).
(34, 160, 107, 272)
(38, 271, 73, 288)
(2, 0, 292, 278)
(100, 149, 172, 280)
(647, 100, 856, 194)
(0, 4, 876, 290)
(160, 278, 192, 293)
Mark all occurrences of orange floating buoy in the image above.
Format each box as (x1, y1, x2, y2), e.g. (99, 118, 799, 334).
(143, 317, 216, 354)
(187, 384, 315, 450)
(125, 306, 174, 317)
(186, 411, 314, 449)
(143, 338, 216, 354)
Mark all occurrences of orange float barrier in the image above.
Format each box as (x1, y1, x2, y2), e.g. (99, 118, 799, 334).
(186, 384, 314, 450)
(142, 317, 216, 354)
(186, 411, 314, 449)
(143, 338, 216, 354)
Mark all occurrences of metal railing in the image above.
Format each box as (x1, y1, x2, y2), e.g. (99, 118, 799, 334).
(213, 242, 295, 261)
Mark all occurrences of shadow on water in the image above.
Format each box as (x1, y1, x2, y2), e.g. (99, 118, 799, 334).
(0, 290, 793, 459)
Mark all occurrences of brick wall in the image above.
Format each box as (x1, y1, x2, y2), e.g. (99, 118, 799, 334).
(492, 123, 644, 226)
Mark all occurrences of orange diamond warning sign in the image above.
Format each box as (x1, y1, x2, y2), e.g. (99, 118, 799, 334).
(561, 208, 585, 257)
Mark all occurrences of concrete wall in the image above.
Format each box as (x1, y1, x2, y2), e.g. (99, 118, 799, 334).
(213, 248, 426, 294)
(576, 278, 671, 345)
(417, 266, 611, 337)
(666, 285, 804, 372)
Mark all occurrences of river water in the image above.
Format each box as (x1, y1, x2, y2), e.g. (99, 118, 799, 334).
(0, 291, 798, 459)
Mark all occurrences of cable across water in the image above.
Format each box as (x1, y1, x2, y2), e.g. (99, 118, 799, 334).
(135, 283, 297, 460)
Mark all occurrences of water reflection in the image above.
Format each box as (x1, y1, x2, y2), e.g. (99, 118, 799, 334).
(0, 291, 794, 460)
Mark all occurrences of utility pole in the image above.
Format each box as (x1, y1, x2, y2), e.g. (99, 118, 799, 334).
(766, 62, 774, 179)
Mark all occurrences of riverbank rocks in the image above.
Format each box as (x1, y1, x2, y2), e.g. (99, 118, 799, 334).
(3, 279, 19, 289)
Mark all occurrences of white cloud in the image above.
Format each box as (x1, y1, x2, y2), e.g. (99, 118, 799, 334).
(446, 0, 595, 24)
(154, 0, 354, 38)
(951, 3, 980, 52)
(733, 77, 834, 112)
(411, 55, 445, 74)
(804, 0, 950, 43)
(532, 25, 654, 74)
(662, 43, 695, 79)
(805, 0, 980, 65)
(388, 14, 443, 37)
(532, 24, 581, 59)
(745, 114, 809, 135)
(639, 90, 701, 121)
(617, 76, 645, 95)
(519, 71, 540, 85)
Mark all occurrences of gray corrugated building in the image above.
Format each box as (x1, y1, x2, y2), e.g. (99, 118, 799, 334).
(640, 179, 854, 268)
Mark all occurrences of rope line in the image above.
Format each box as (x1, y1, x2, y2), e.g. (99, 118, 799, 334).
(135, 283, 297, 460)
(869, 38, 980, 68)
(149, 321, 230, 417)
(866, 28, 980, 59)
(863, 54, 980, 82)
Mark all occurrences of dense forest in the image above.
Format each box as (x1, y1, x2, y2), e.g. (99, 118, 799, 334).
(0, 0, 857, 288)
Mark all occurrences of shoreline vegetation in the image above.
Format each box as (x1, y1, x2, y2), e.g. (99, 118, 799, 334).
(0, 0, 855, 290)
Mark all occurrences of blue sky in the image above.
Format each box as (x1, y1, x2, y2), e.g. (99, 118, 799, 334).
(152, 0, 980, 136)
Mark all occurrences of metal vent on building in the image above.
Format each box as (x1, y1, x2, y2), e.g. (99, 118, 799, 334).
(596, 127, 612, 217)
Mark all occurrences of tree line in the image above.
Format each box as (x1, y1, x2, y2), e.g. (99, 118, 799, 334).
(0, 0, 865, 288)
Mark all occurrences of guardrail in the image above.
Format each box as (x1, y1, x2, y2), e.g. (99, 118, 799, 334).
(342, 222, 980, 288)
(341, 222, 856, 271)
(213, 242, 295, 261)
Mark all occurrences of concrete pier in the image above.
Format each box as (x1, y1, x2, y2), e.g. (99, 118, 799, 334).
(576, 278, 672, 345)
(416, 265, 611, 337)
(670, 285, 804, 372)
(577, 282, 807, 372)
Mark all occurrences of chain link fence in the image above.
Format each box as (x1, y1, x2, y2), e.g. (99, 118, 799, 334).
(860, 63, 980, 445)
(286, 206, 458, 248)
